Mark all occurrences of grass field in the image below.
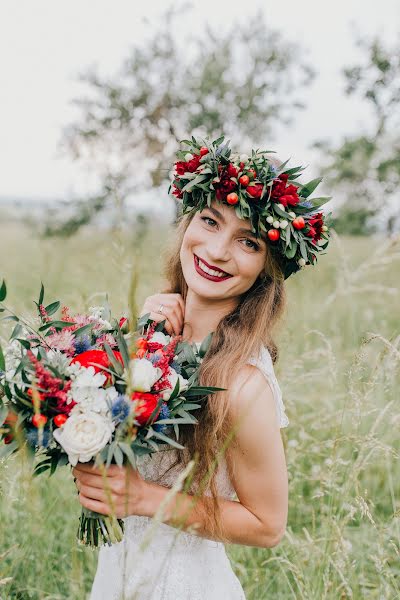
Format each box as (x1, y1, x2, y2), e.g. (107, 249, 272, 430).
(0, 222, 399, 599)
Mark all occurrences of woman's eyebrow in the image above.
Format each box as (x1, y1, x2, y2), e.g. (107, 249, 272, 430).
(206, 206, 267, 244)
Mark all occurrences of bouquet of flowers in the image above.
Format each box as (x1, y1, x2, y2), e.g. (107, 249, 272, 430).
(0, 281, 220, 546)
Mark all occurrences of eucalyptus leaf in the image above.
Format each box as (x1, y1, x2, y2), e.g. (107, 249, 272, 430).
(0, 280, 6, 302)
(299, 177, 322, 197)
(285, 242, 298, 259)
(299, 239, 309, 261)
(198, 332, 213, 358)
(38, 282, 45, 306)
(0, 343, 5, 372)
(151, 430, 185, 449)
(44, 301, 60, 317)
(273, 205, 288, 219)
(119, 442, 137, 469)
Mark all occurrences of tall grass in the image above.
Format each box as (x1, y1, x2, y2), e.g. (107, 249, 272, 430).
(0, 223, 399, 599)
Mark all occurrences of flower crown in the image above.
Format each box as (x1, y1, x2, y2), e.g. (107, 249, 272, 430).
(169, 135, 332, 279)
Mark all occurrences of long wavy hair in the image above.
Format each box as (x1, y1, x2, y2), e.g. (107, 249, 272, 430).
(156, 208, 287, 541)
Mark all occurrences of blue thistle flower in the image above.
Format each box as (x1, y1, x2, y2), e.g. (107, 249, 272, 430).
(153, 403, 171, 433)
(170, 360, 181, 374)
(26, 428, 51, 448)
(148, 354, 160, 365)
(216, 142, 229, 156)
(73, 334, 92, 354)
(299, 199, 313, 209)
(111, 394, 131, 423)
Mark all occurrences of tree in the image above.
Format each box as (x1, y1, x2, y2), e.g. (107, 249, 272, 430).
(313, 36, 400, 235)
(49, 5, 314, 236)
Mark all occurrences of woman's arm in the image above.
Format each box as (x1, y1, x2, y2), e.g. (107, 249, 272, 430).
(73, 365, 288, 548)
(138, 364, 288, 548)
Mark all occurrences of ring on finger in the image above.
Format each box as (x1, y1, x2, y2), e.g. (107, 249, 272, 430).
(157, 304, 164, 314)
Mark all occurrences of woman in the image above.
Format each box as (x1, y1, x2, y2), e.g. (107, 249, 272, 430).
(73, 137, 330, 599)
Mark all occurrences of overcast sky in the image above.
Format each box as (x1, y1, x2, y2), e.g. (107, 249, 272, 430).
(0, 0, 399, 203)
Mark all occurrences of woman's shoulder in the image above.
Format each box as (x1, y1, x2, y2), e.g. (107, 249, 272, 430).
(244, 345, 289, 429)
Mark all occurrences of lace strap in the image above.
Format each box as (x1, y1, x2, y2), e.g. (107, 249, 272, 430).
(247, 346, 289, 428)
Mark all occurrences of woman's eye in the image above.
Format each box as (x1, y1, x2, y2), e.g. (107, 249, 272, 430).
(201, 216, 217, 227)
(242, 238, 260, 251)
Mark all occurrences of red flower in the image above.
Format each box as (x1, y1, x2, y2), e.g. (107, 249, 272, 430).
(305, 212, 324, 242)
(280, 194, 300, 207)
(172, 185, 183, 199)
(71, 349, 123, 384)
(186, 154, 201, 173)
(227, 162, 239, 178)
(214, 166, 237, 201)
(132, 392, 162, 425)
(119, 317, 127, 329)
(3, 411, 18, 444)
(28, 351, 75, 415)
(175, 161, 187, 175)
(246, 184, 264, 199)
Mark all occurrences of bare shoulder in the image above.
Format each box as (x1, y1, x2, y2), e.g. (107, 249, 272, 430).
(227, 363, 279, 428)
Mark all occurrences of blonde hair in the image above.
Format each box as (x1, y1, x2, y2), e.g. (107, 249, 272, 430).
(157, 209, 287, 541)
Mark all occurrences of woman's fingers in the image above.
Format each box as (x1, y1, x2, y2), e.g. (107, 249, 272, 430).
(79, 493, 110, 515)
(140, 293, 185, 336)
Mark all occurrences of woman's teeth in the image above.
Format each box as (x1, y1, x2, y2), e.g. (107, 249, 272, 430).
(198, 257, 228, 278)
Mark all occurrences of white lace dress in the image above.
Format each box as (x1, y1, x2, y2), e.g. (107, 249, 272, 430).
(88, 344, 289, 600)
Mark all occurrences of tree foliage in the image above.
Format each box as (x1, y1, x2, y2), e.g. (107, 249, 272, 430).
(49, 6, 314, 236)
(314, 36, 400, 235)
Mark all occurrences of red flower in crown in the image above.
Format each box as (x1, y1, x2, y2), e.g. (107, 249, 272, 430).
(246, 183, 264, 199)
(172, 184, 184, 199)
(305, 212, 324, 243)
(227, 162, 239, 178)
(271, 175, 300, 207)
(214, 166, 237, 201)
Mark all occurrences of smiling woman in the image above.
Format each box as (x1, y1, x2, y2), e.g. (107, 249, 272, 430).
(74, 135, 330, 600)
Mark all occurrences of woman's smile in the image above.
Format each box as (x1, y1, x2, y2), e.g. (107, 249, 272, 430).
(193, 254, 233, 282)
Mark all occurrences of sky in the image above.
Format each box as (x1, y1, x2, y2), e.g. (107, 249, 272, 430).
(0, 0, 399, 207)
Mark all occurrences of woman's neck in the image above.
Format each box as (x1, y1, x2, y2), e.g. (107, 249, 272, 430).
(182, 288, 239, 343)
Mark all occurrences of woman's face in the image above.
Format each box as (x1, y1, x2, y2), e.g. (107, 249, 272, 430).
(180, 200, 268, 301)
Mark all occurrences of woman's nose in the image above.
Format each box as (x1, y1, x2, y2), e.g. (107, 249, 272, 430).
(206, 235, 232, 262)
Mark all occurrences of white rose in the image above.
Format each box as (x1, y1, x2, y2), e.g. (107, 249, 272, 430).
(67, 365, 110, 413)
(162, 368, 189, 400)
(149, 331, 171, 346)
(53, 412, 114, 466)
(130, 358, 162, 392)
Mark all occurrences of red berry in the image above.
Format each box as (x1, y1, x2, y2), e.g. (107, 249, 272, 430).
(226, 193, 239, 205)
(199, 147, 209, 156)
(239, 175, 250, 186)
(292, 216, 305, 230)
(32, 414, 48, 428)
(54, 414, 68, 427)
(267, 229, 280, 241)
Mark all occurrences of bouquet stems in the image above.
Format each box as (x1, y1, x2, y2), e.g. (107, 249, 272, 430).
(77, 507, 124, 547)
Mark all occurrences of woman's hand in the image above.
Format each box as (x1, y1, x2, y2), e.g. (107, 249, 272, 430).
(72, 462, 148, 519)
(139, 293, 185, 336)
